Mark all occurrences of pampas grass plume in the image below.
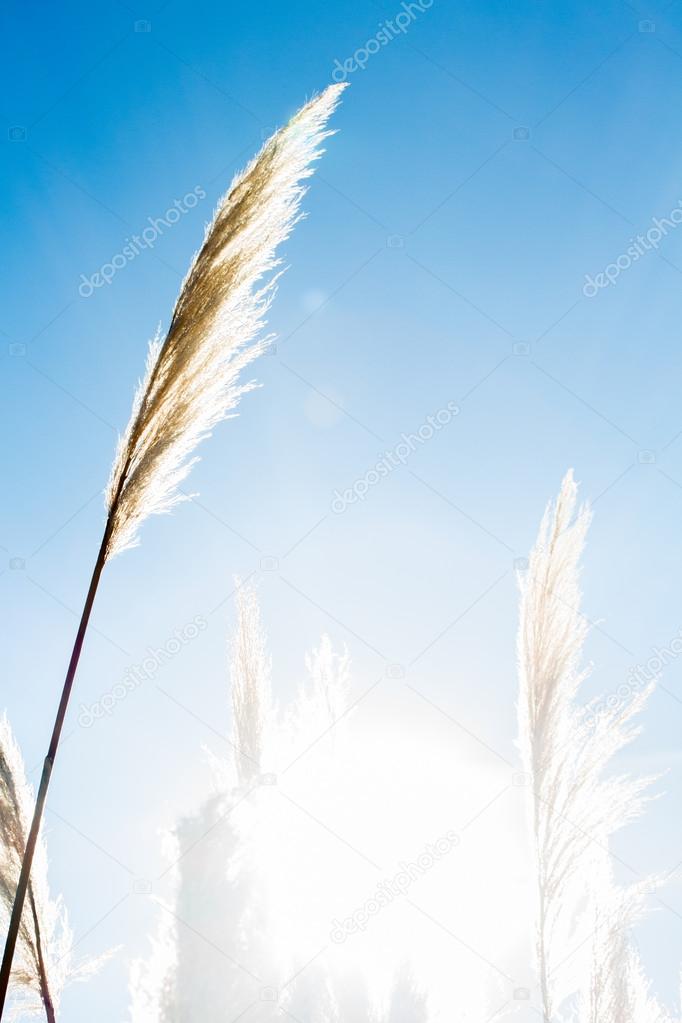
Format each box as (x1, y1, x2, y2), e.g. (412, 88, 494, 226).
(105, 84, 347, 559)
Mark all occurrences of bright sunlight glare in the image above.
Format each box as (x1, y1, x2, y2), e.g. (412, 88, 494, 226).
(239, 695, 533, 1019)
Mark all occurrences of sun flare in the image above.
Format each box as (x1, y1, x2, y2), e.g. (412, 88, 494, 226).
(238, 697, 532, 1018)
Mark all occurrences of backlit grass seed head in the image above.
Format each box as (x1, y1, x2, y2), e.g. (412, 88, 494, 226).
(105, 84, 347, 559)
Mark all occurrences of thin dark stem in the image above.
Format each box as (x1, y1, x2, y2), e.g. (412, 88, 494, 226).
(29, 889, 55, 1023)
(42, 991, 56, 1023)
(0, 524, 111, 1019)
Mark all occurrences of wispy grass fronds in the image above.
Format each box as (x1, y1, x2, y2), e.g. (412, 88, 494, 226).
(0, 85, 345, 1011)
(105, 84, 347, 559)
(0, 716, 101, 1021)
(517, 470, 656, 1021)
(301, 634, 350, 737)
(128, 797, 253, 1023)
(265, 632, 350, 770)
(128, 901, 177, 1023)
(230, 580, 272, 785)
(582, 860, 669, 1023)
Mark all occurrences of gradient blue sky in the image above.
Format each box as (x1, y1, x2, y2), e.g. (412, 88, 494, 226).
(3, 0, 682, 1017)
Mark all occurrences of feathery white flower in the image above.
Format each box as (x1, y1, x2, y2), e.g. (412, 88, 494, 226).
(517, 470, 656, 1021)
(230, 580, 272, 785)
(300, 633, 350, 740)
(105, 84, 347, 558)
(581, 860, 669, 1023)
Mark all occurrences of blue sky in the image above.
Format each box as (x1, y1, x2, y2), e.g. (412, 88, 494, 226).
(3, 0, 682, 1017)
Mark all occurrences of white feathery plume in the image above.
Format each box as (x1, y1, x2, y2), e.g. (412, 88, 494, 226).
(0, 716, 101, 1021)
(298, 633, 350, 748)
(130, 584, 282, 1021)
(304, 634, 350, 731)
(230, 580, 272, 785)
(580, 859, 669, 1023)
(517, 470, 657, 1021)
(128, 902, 177, 1023)
(263, 633, 350, 771)
(128, 794, 265, 1023)
(105, 83, 347, 559)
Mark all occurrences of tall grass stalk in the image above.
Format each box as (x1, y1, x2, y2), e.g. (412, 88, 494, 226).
(231, 580, 272, 785)
(517, 470, 656, 1021)
(0, 84, 345, 1018)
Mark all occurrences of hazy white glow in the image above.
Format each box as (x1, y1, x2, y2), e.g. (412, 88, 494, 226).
(238, 707, 532, 1018)
(131, 623, 535, 1022)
